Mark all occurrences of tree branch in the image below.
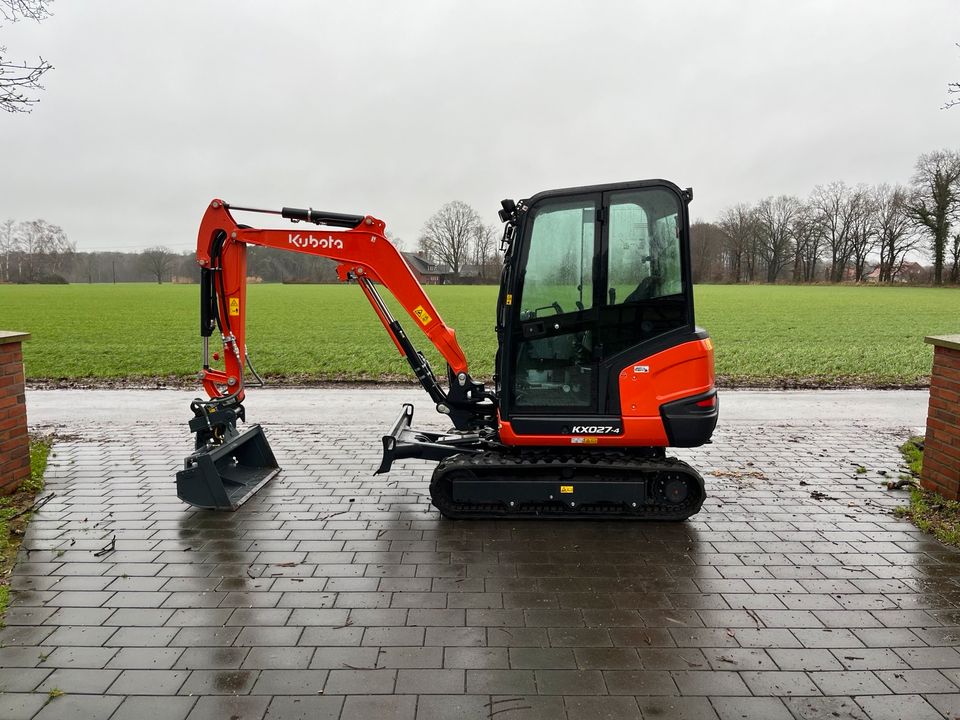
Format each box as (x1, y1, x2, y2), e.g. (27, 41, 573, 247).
(0, 56, 52, 111)
(946, 81, 960, 110)
(0, 1, 55, 112)
(0, 0, 53, 24)
(946, 42, 960, 110)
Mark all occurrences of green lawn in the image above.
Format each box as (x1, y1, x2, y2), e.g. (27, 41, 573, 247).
(1, 283, 956, 386)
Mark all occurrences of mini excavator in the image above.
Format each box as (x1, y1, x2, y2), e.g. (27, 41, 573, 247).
(176, 180, 718, 519)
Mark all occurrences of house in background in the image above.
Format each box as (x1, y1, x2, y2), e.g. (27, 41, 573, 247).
(864, 261, 927, 284)
(401, 252, 451, 285)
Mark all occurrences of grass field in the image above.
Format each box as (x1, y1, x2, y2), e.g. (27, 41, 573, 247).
(1, 283, 957, 387)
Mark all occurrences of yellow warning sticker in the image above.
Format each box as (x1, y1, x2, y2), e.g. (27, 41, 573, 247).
(560, 485, 574, 494)
(229, 298, 240, 316)
(413, 305, 433, 326)
(505, 294, 513, 305)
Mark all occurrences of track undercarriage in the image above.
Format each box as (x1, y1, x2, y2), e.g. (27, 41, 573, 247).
(378, 404, 705, 521)
(430, 449, 705, 520)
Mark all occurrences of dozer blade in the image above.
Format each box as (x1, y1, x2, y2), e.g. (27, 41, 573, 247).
(376, 404, 482, 475)
(176, 424, 279, 510)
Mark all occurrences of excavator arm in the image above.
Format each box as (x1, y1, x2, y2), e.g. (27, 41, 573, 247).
(196, 199, 474, 406)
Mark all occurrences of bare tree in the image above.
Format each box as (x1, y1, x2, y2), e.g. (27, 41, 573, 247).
(139, 246, 176, 284)
(950, 230, 960, 284)
(14, 218, 72, 281)
(810, 182, 861, 282)
(471, 223, 499, 282)
(848, 185, 879, 283)
(755, 195, 801, 283)
(874, 184, 919, 283)
(1, 0, 54, 113)
(418, 201, 482, 279)
(790, 204, 823, 282)
(78, 252, 100, 283)
(908, 149, 960, 285)
(690, 221, 725, 283)
(717, 204, 758, 282)
(0, 217, 17, 282)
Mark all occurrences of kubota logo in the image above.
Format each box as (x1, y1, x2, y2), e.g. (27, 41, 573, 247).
(288, 233, 344, 250)
(571, 425, 619, 434)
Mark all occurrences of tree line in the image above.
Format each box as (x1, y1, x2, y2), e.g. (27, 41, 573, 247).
(4, 149, 959, 286)
(0, 236, 361, 285)
(693, 149, 960, 285)
(0, 200, 503, 285)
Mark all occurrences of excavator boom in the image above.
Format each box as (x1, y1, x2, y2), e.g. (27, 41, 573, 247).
(195, 200, 469, 400)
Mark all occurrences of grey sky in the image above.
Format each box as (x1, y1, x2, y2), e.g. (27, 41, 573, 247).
(1, 0, 958, 253)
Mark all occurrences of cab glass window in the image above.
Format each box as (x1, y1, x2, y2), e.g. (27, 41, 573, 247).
(606, 189, 683, 305)
(519, 199, 596, 318)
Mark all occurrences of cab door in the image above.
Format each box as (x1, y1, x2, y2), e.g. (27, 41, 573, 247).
(507, 194, 601, 419)
(596, 185, 694, 412)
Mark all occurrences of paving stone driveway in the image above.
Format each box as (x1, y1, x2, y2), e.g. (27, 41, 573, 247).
(4, 395, 960, 720)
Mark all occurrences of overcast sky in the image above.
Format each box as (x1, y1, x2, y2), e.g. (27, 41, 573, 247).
(1, 1, 958, 253)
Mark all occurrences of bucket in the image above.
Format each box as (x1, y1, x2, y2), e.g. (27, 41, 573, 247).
(176, 424, 279, 510)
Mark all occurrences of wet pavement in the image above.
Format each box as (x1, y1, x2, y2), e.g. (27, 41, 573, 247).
(4, 388, 959, 720)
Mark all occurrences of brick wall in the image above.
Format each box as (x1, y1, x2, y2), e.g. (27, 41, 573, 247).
(0, 332, 30, 495)
(922, 336, 960, 499)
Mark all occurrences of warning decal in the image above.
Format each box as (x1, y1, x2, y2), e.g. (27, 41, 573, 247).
(560, 485, 574, 494)
(229, 298, 240, 316)
(413, 305, 433, 326)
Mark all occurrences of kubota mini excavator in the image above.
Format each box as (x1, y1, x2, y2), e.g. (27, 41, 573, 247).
(176, 179, 718, 519)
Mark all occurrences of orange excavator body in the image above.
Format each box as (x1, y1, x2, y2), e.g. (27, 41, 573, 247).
(177, 180, 718, 519)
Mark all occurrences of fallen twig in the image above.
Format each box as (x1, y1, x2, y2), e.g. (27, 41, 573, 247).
(9, 492, 55, 520)
(886, 478, 916, 491)
(93, 535, 116, 558)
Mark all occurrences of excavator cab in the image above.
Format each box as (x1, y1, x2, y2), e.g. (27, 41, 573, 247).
(494, 180, 715, 449)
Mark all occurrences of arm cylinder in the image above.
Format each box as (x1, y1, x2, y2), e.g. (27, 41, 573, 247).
(281, 207, 365, 228)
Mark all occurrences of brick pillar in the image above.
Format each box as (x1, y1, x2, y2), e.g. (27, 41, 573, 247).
(922, 335, 960, 499)
(0, 331, 31, 495)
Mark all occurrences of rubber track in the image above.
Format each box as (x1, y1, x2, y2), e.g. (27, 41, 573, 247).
(430, 449, 705, 521)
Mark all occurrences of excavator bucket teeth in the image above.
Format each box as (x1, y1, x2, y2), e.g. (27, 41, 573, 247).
(176, 424, 280, 511)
